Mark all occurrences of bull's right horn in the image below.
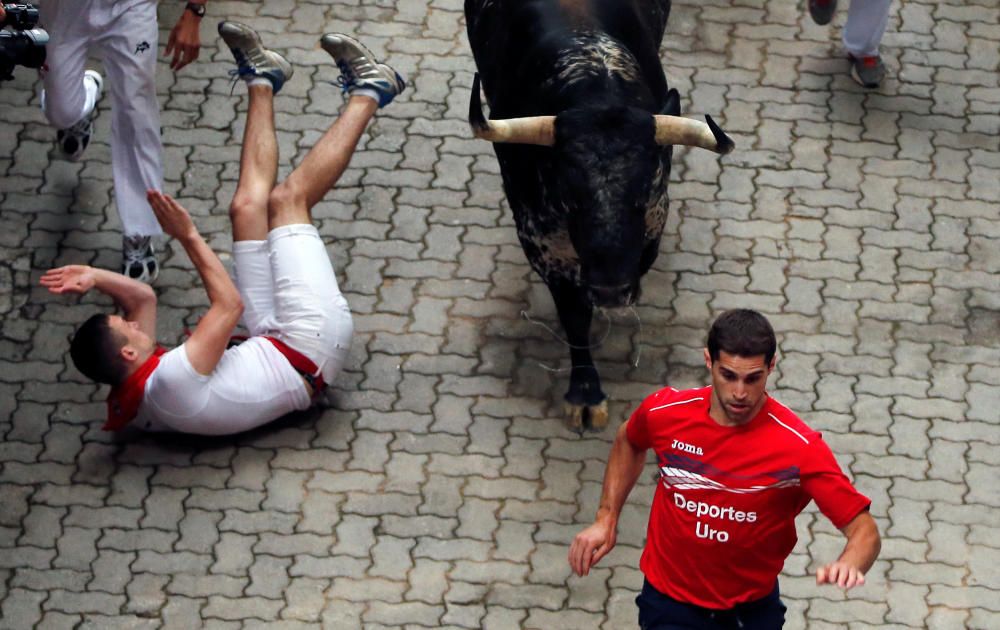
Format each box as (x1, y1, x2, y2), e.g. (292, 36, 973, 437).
(653, 114, 735, 155)
(469, 73, 557, 146)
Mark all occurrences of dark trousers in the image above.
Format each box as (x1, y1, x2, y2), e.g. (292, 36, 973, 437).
(636, 579, 786, 630)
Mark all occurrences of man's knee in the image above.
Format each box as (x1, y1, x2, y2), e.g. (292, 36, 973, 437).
(268, 179, 306, 220)
(229, 194, 265, 225)
(43, 91, 84, 129)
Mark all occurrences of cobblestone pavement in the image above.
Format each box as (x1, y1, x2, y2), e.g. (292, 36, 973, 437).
(1, 0, 998, 628)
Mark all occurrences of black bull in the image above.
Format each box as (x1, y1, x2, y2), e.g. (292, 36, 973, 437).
(465, 0, 733, 429)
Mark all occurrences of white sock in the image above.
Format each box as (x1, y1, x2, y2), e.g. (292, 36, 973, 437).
(350, 88, 381, 105)
(247, 77, 274, 90)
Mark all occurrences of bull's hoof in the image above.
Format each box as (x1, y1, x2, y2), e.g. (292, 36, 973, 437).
(564, 399, 609, 433)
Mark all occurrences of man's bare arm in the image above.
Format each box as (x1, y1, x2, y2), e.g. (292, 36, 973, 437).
(816, 510, 881, 590)
(147, 191, 242, 375)
(568, 420, 648, 576)
(40, 265, 157, 338)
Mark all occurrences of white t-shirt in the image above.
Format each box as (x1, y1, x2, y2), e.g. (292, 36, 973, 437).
(135, 337, 312, 435)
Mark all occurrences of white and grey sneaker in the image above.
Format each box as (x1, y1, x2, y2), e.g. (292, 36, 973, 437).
(48, 69, 103, 161)
(218, 21, 293, 93)
(122, 235, 159, 284)
(319, 33, 405, 108)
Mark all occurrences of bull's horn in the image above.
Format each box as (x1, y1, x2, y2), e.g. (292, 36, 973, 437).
(653, 114, 735, 155)
(469, 73, 557, 146)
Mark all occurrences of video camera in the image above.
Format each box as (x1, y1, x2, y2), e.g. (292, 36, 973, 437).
(1, 3, 48, 81)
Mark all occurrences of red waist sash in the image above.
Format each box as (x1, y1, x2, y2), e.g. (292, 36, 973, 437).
(263, 336, 326, 395)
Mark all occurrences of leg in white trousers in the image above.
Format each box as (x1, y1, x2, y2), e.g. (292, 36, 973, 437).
(41, 0, 163, 238)
(843, 0, 893, 58)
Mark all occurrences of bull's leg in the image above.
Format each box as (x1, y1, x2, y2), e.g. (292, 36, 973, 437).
(549, 280, 609, 431)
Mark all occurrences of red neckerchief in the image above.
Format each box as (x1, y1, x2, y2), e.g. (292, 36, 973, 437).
(103, 346, 167, 432)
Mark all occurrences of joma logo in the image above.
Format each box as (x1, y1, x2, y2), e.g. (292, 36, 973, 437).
(135, 41, 150, 54)
(671, 438, 703, 456)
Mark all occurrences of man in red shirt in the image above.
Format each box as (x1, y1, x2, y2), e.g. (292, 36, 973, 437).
(569, 309, 880, 629)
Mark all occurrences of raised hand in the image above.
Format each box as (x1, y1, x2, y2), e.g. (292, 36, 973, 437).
(147, 190, 198, 242)
(40, 265, 97, 295)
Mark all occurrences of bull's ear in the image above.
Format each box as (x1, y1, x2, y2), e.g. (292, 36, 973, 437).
(662, 88, 681, 117)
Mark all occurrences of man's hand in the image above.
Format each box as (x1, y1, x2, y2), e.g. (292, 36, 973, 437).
(816, 561, 865, 590)
(568, 516, 617, 577)
(165, 7, 202, 71)
(40, 265, 97, 295)
(148, 190, 198, 242)
(817, 510, 879, 592)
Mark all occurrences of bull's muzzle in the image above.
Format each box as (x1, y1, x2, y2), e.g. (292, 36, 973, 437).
(587, 282, 637, 308)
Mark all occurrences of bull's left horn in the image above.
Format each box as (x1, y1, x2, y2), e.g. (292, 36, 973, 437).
(653, 114, 735, 155)
(469, 73, 557, 146)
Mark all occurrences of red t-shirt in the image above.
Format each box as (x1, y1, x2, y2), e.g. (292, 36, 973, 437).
(626, 385, 871, 610)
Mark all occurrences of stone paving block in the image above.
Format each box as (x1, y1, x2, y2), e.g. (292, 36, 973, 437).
(319, 598, 366, 630)
(37, 610, 83, 630)
(1, 587, 46, 627)
(329, 577, 407, 603)
(44, 589, 125, 616)
(280, 576, 328, 622)
(131, 550, 211, 575)
(289, 554, 369, 581)
(168, 574, 247, 599)
(204, 595, 283, 622)
(11, 567, 89, 593)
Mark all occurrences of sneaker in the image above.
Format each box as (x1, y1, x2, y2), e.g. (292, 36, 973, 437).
(218, 21, 293, 93)
(319, 33, 405, 108)
(53, 69, 103, 161)
(122, 235, 159, 284)
(808, 0, 837, 25)
(849, 54, 885, 88)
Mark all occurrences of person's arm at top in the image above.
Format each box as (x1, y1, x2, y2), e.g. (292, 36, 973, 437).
(568, 420, 648, 576)
(40, 265, 157, 339)
(147, 190, 242, 376)
(165, 1, 206, 71)
(816, 510, 880, 590)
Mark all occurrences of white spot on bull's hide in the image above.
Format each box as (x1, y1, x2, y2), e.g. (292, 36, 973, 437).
(544, 32, 642, 90)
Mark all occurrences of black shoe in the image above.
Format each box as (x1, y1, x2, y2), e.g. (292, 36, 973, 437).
(808, 0, 837, 25)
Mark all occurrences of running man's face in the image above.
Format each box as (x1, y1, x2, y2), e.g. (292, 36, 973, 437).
(108, 314, 155, 359)
(704, 349, 774, 426)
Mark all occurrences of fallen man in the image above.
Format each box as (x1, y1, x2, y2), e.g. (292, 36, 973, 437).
(41, 22, 405, 435)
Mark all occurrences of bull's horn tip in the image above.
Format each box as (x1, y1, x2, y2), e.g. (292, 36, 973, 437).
(705, 114, 735, 155)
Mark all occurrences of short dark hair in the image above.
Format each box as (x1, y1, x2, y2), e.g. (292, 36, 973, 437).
(70, 314, 128, 385)
(707, 309, 776, 365)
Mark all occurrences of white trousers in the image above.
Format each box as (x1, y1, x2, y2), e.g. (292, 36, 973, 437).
(40, 0, 163, 237)
(232, 224, 354, 386)
(844, 0, 893, 58)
